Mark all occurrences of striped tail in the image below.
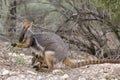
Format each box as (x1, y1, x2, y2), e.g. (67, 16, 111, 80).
(77, 59, 120, 67)
(63, 57, 120, 68)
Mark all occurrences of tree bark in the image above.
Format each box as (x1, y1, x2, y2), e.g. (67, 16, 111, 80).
(5, 0, 17, 41)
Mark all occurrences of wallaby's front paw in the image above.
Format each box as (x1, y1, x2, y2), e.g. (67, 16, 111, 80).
(11, 43, 17, 47)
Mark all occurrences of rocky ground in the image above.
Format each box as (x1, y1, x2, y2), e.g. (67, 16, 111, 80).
(0, 38, 120, 80)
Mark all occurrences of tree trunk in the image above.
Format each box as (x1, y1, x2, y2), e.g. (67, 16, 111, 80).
(5, 0, 17, 42)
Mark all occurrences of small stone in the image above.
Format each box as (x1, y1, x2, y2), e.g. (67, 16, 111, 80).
(20, 53, 25, 58)
(12, 53, 17, 57)
(99, 78, 106, 80)
(52, 69, 64, 75)
(61, 74, 69, 80)
(37, 76, 42, 80)
(6, 76, 21, 80)
(19, 74, 25, 78)
(8, 52, 17, 56)
(2, 69, 10, 75)
(78, 77, 86, 80)
(9, 71, 20, 76)
(27, 70, 37, 75)
(47, 74, 53, 77)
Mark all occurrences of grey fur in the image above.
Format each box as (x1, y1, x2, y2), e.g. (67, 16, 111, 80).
(24, 29, 69, 62)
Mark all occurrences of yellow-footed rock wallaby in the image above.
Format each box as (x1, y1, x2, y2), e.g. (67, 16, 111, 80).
(12, 19, 120, 71)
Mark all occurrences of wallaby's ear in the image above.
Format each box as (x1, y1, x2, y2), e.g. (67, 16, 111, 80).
(22, 19, 32, 29)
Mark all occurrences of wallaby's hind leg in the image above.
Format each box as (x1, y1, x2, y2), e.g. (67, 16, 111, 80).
(63, 57, 77, 68)
(41, 51, 54, 71)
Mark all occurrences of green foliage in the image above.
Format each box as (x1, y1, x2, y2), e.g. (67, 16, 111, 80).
(7, 45, 19, 54)
(16, 55, 25, 65)
(7, 45, 25, 65)
(27, 3, 55, 12)
(94, 0, 120, 25)
(95, 0, 120, 10)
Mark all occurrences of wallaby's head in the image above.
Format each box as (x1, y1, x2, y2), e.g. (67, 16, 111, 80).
(22, 19, 32, 29)
(19, 19, 33, 42)
(31, 52, 46, 70)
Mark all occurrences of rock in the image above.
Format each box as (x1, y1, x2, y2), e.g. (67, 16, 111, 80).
(20, 53, 25, 58)
(20, 53, 25, 56)
(99, 78, 106, 80)
(6, 76, 22, 80)
(47, 74, 53, 77)
(78, 76, 86, 80)
(61, 74, 69, 80)
(8, 52, 17, 57)
(2, 69, 10, 75)
(19, 74, 26, 79)
(27, 70, 37, 75)
(106, 32, 120, 49)
(9, 71, 20, 76)
(37, 76, 42, 80)
(113, 65, 120, 75)
(52, 69, 64, 75)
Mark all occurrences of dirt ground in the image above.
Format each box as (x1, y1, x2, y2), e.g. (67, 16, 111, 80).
(0, 39, 120, 80)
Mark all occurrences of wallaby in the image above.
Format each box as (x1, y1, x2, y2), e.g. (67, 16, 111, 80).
(12, 19, 120, 71)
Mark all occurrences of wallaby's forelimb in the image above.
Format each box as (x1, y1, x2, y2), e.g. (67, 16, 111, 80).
(16, 38, 31, 48)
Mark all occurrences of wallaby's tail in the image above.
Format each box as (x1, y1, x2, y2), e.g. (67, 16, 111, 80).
(63, 57, 120, 68)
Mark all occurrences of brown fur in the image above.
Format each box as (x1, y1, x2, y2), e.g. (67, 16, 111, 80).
(22, 19, 32, 29)
(16, 38, 31, 48)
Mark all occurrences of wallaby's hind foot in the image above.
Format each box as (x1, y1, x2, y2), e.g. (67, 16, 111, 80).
(39, 51, 55, 71)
